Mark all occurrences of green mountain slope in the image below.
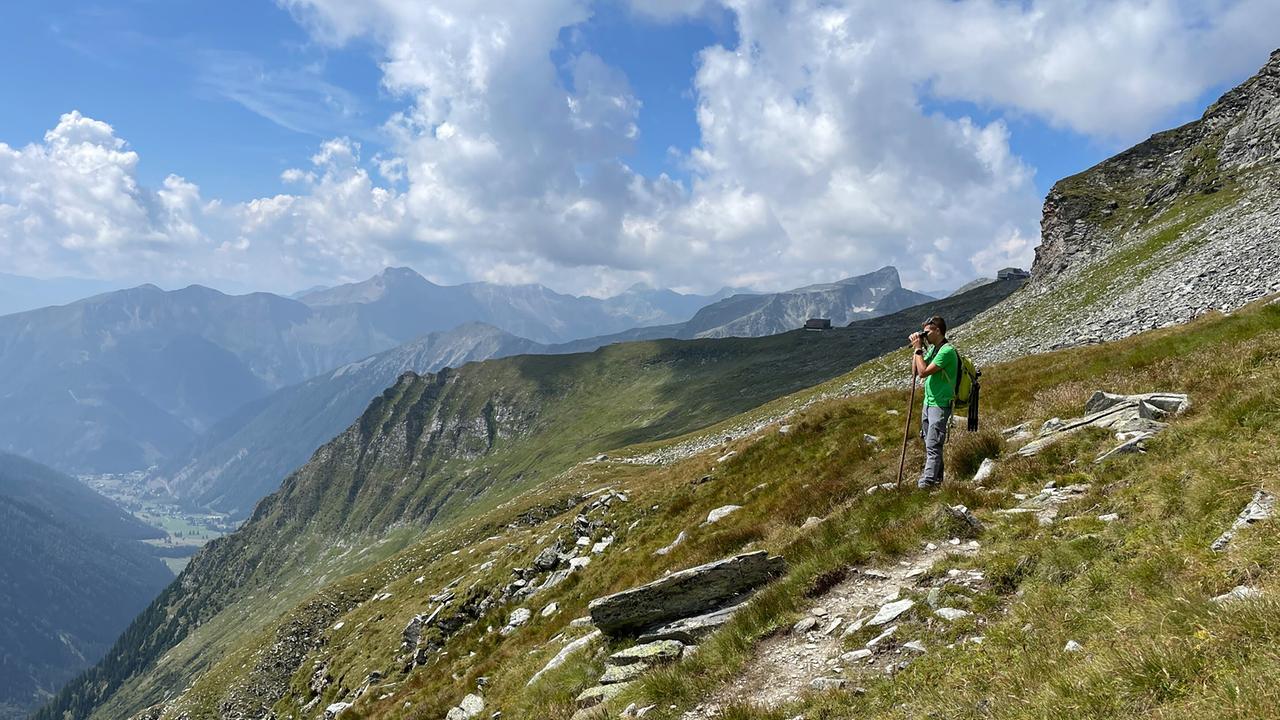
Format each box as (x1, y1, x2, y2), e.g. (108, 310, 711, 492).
(113, 289, 1280, 720)
(35, 279, 1016, 720)
(0, 454, 171, 720)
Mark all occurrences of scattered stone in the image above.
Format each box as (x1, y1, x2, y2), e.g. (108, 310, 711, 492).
(1211, 585, 1263, 604)
(1094, 433, 1154, 463)
(866, 482, 897, 495)
(637, 600, 749, 644)
(445, 694, 484, 719)
(501, 608, 532, 636)
(935, 607, 971, 622)
(704, 505, 742, 525)
(810, 677, 847, 691)
(527, 631, 602, 687)
(866, 625, 897, 648)
(779, 424, 792, 434)
(542, 602, 559, 618)
(1063, 640, 1083, 653)
(867, 598, 914, 627)
(840, 649, 873, 663)
(811, 607, 828, 617)
(600, 662, 649, 685)
(1040, 417, 1066, 435)
(801, 516, 823, 530)
(936, 504, 984, 538)
(716, 451, 737, 463)
(589, 551, 787, 637)
(570, 557, 592, 570)
(1211, 490, 1276, 551)
(324, 702, 353, 719)
(608, 640, 685, 666)
(903, 640, 927, 653)
(533, 547, 561, 571)
(593, 536, 615, 554)
(793, 617, 819, 634)
(1097, 513, 1121, 523)
(973, 457, 997, 483)
(654, 531, 687, 556)
(1002, 422, 1032, 440)
(577, 682, 632, 709)
(863, 434, 880, 444)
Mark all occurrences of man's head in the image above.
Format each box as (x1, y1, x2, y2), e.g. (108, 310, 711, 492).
(921, 315, 946, 345)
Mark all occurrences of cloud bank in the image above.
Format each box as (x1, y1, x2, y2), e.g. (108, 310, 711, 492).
(2, 0, 1277, 295)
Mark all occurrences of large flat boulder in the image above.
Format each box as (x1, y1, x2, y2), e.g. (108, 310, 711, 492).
(588, 551, 786, 637)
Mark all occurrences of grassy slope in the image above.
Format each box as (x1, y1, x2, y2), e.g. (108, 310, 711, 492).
(46, 290, 1008, 720)
(165, 297, 1280, 720)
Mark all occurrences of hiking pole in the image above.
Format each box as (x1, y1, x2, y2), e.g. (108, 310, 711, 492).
(895, 363, 918, 489)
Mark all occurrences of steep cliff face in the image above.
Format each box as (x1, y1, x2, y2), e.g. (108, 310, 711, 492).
(1034, 49, 1280, 278)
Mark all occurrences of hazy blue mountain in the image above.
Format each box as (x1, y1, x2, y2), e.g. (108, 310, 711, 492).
(0, 271, 731, 476)
(156, 269, 941, 521)
(0, 453, 170, 720)
(0, 272, 123, 317)
(297, 267, 739, 344)
(162, 323, 543, 518)
(550, 266, 934, 350)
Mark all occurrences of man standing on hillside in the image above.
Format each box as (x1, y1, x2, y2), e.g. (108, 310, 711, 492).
(909, 316, 958, 489)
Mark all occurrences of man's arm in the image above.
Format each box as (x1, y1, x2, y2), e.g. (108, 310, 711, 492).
(911, 352, 942, 377)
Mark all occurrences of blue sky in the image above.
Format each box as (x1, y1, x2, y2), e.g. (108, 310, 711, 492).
(0, 0, 1275, 296)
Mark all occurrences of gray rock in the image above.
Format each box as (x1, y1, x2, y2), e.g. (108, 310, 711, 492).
(653, 530, 687, 556)
(600, 662, 649, 684)
(704, 505, 742, 525)
(1211, 490, 1276, 551)
(793, 616, 819, 634)
(810, 677, 847, 691)
(1211, 585, 1263, 604)
(526, 630, 601, 687)
(1094, 433, 1153, 463)
(324, 702, 353, 719)
(840, 648, 873, 663)
(1063, 640, 1083, 653)
(533, 546, 561, 571)
(637, 600, 749, 644)
(937, 504, 984, 538)
(934, 607, 971, 622)
(867, 598, 914, 627)
(576, 682, 632, 709)
(588, 551, 786, 637)
(1084, 391, 1128, 414)
(866, 625, 897, 648)
(609, 639, 685, 665)
(972, 457, 996, 483)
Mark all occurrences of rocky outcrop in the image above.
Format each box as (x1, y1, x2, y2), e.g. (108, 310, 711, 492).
(588, 551, 787, 637)
(1016, 391, 1188, 458)
(1034, 50, 1280, 279)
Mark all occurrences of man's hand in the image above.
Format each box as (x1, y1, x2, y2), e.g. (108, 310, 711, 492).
(909, 332, 923, 350)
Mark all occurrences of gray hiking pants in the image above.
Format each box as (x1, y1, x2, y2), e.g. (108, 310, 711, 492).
(918, 405, 952, 488)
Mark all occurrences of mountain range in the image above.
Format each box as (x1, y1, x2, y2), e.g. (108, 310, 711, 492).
(157, 273, 1004, 520)
(0, 265, 930, 480)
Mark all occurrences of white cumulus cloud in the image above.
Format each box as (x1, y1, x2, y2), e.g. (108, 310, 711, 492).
(1, 0, 1277, 296)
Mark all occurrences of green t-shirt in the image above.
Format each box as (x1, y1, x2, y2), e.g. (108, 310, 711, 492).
(923, 342, 959, 408)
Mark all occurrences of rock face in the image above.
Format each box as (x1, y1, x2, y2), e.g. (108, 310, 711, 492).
(1034, 50, 1280, 279)
(588, 551, 786, 637)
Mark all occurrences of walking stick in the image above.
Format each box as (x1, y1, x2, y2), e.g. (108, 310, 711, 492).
(896, 363, 918, 489)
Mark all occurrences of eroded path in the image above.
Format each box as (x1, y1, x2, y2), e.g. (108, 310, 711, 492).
(682, 542, 982, 718)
